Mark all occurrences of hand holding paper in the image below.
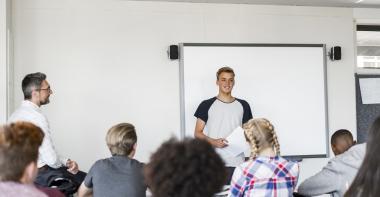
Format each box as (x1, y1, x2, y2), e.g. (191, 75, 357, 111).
(211, 138, 229, 148)
(216, 127, 250, 157)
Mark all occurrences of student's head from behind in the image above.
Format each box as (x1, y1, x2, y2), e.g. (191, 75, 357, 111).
(144, 138, 226, 197)
(243, 118, 280, 158)
(106, 123, 137, 158)
(345, 116, 380, 197)
(22, 72, 52, 106)
(331, 129, 355, 156)
(216, 66, 235, 95)
(0, 121, 44, 184)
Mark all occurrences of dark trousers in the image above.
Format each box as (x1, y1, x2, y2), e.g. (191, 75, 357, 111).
(225, 166, 235, 185)
(35, 165, 86, 188)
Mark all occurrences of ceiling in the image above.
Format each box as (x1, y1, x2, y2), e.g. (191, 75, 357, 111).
(135, 0, 380, 8)
(135, 0, 380, 46)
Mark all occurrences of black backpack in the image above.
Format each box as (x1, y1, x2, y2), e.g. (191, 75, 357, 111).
(48, 176, 78, 196)
(35, 167, 80, 197)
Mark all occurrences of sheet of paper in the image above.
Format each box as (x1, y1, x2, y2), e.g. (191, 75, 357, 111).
(221, 126, 250, 157)
(215, 185, 230, 196)
(359, 78, 380, 104)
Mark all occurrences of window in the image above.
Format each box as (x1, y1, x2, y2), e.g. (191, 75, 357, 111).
(357, 25, 380, 69)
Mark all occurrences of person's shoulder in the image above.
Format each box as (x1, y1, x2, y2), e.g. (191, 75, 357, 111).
(99, 156, 144, 168)
(235, 98, 250, 105)
(235, 97, 248, 102)
(127, 157, 144, 169)
(0, 182, 47, 197)
(195, 97, 217, 113)
(333, 143, 366, 168)
(9, 103, 43, 123)
(335, 143, 366, 160)
(235, 98, 252, 110)
(238, 160, 253, 168)
(200, 97, 217, 104)
(278, 156, 298, 164)
(282, 157, 299, 173)
(347, 143, 366, 154)
(233, 160, 253, 176)
(8, 111, 41, 127)
(91, 157, 114, 169)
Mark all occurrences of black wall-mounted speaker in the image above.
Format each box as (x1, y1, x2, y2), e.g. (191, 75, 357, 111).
(169, 45, 179, 60)
(329, 46, 341, 61)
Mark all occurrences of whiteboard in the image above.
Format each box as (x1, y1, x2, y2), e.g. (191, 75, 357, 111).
(179, 43, 329, 158)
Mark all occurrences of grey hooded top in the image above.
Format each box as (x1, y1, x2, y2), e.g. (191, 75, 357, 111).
(297, 143, 366, 197)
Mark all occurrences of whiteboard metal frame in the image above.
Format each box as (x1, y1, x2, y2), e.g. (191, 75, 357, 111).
(179, 43, 329, 158)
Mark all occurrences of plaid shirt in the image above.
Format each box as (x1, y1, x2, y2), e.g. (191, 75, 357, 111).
(229, 156, 299, 197)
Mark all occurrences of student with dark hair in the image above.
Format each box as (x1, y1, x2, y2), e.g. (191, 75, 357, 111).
(229, 118, 299, 197)
(345, 117, 380, 197)
(144, 138, 227, 197)
(78, 123, 147, 197)
(194, 66, 253, 166)
(298, 142, 366, 197)
(8, 72, 86, 191)
(0, 121, 46, 196)
(331, 129, 355, 156)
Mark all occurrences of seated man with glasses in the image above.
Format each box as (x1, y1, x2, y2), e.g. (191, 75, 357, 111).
(8, 72, 86, 194)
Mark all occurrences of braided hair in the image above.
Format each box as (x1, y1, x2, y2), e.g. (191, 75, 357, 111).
(243, 118, 280, 159)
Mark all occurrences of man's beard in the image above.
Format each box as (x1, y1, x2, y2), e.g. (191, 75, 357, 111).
(40, 98, 50, 105)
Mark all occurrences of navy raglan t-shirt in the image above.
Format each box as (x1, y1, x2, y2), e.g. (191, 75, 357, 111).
(194, 97, 253, 139)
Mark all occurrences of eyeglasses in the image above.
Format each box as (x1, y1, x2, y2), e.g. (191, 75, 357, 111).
(38, 87, 53, 93)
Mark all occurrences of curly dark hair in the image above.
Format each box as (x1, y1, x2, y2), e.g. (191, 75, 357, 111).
(144, 137, 226, 197)
(0, 121, 44, 181)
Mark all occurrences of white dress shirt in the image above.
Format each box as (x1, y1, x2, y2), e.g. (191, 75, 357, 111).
(8, 100, 68, 168)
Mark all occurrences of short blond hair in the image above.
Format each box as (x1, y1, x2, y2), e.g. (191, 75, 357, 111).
(216, 66, 235, 80)
(106, 123, 137, 156)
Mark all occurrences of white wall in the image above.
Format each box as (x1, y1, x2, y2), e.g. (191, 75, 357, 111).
(0, 0, 10, 123)
(354, 8, 380, 24)
(0, 0, 5, 123)
(11, 0, 357, 184)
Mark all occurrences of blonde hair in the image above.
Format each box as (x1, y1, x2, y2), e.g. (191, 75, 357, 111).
(106, 123, 137, 156)
(243, 118, 280, 159)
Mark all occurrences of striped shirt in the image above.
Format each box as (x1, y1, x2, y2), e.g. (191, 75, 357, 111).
(229, 156, 299, 197)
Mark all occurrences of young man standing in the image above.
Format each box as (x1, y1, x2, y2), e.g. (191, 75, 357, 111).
(194, 67, 252, 166)
(8, 72, 86, 191)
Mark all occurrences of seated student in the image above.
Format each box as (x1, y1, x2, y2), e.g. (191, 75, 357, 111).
(0, 121, 46, 197)
(78, 123, 147, 197)
(297, 143, 366, 196)
(331, 129, 356, 156)
(144, 138, 227, 197)
(345, 117, 380, 197)
(229, 118, 299, 197)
